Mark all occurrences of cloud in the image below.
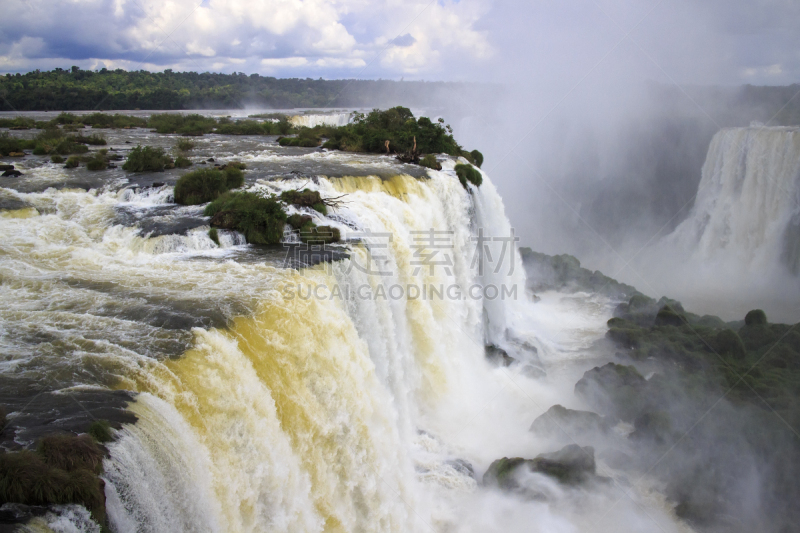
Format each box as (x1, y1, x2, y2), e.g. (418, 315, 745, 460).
(391, 34, 416, 48)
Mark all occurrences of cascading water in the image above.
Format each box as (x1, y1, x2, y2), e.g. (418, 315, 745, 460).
(0, 126, 692, 533)
(289, 113, 353, 128)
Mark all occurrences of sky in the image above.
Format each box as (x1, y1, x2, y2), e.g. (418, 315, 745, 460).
(0, 0, 799, 86)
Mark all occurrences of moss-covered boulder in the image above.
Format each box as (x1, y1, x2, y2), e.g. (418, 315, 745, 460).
(529, 405, 611, 439)
(483, 444, 598, 491)
(575, 363, 647, 421)
(745, 309, 767, 326)
(174, 167, 244, 205)
(204, 191, 286, 244)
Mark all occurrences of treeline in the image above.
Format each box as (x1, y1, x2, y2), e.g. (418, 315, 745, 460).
(0, 67, 476, 111)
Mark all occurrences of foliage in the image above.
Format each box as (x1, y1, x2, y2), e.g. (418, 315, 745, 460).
(71, 133, 107, 145)
(80, 112, 148, 129)
(280, 188, 327, 214)
(204, 191, 287, 244)
(299, 225, 340, 244)
(455, 163, 482, 188)
(0, 132, 34, 156)
(50, 154, 64, 164)
(148, 113, 216, 135)
(174, 138, 195, 151)
(122, 145, 174, 172)
(419, 154, 442, 170)
(208, 228, 220, 245)
(174, 156, 192, 168)
(88, 420, 113, 443)
(173, 167, 244, 205)
(470, 150, 484, 168)
(64, 156, 80, 168)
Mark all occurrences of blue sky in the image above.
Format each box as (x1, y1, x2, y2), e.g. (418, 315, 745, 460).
(0, 0, 798, 86)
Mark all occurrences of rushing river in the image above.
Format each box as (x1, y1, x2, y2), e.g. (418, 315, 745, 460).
(0, 116, 691, 532)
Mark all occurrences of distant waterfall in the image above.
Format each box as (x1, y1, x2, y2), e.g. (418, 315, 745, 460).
(289, 113, 353, 128)
(667, 126, 800, 274)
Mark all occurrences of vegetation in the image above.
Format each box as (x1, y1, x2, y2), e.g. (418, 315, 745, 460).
(71, 133, 107, 145)
(174, 138, 196, 151)
(0, 68, 469, 110)
(208, 228, 220, 245)
(280, 188, 327, 214)
(174, 156, 192, 168)
(88, 420, 113, 443)
(148, 113, 216, 135)
(122, 145, 174, 172)
(419, 154, 442, 170)
(299, 225, 340, 244)
(173, 167, 244, 205)
(455, 163, 482, 189)
(204, 192, 286, 244)
(50, 154, 64, 164)
(64, 156, 80, 168)
(0, 132, 34, 156)
(215, 118, 290, 135)
(0, 434, 107, 523)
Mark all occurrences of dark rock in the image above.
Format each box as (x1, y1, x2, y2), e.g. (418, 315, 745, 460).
(630, 411, 673, 444)
(483, 444, 599, 491)
(530, 404, 611, 439)
(206, 157, 215, 162)
(446, 459, 476, 479)
(745, 309, 767, 326)
(485, 344, 513, 366)
(574, 363, 646, 421)
(151, 182, 165, 188)
(0, 164, 14, 171)
(1, 170, 22, 177)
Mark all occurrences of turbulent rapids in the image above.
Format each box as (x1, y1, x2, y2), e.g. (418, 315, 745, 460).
(0, 119, 693, 533)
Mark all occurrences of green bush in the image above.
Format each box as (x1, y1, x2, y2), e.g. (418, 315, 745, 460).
(49, 154, 64, 163)
(148, 113, 216, 135)
(455, 163, 483, 189)
(88, 420, 113, 443)
(122, 145, 174, 172)
(175, 156, 192, 168)
(174, 138, 196, 151)
(173, 167, 244, 205)
(0, 132, 33, 156)
(86, 157, 107, 171)
(72, 134, 107, 146)
(64, 156, 80, 168)
(0, 117, 36, 129)
(208, 228, 220, 245)
(215, 120, 269, 135)
(225, 161, 246, 170)
(288, 213, 314, 231)
(280, 189, 327, 214)
(204, 192, 287, 244)
(470, 150, 484, 168)
(278, 136, 320, 147)
(419, 154, 442, 170)
(745, 309, 768, 326)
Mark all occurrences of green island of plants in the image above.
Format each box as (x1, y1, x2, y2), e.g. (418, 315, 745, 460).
(122, 145, 174, 172)
(204, 191, 287, 244)
(173, 166, 245, 205)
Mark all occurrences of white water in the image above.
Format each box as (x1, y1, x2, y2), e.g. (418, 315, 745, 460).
(289, 113, 353, 128)
(0, 153, 689, 532)
(648, 126, 800, 320)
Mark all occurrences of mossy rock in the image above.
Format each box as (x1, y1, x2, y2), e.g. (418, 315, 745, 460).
(655, 305, 687, 327)
(50, 155, 64, 164)
(575, 363, 646, 420)
(86, 158, 107, 171)
(64, 156, 80, 169)
(88, 420, 113, 443)
(713, 329, 747, 360)
(529, 405, 611, 438)
(208, 228, 220, 246)
(484, 444, 598, 491)
(281, 189, 327, 214)
(745, 309, 767, 326)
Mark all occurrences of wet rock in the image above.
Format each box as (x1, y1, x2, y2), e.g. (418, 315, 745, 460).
(206, 157, 214, 162)
(530, 404, 611, 439)
(0, 164, 14, 171)
(519, 364, 546, 379)
(630, 411, 673, 444)
(485, 344, 513, 366)
(574, 363, 647, 421)
(1, 170, 22, 177)
(446, 458, 476, 479)
(483, 444, 600, 491)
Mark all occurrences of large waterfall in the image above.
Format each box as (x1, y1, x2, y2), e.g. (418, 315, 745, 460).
(0, 134, 689, 532)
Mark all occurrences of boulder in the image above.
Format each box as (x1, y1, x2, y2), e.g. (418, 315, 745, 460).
(0, 164, 14, 171)
(530, 404, 611, 439)
(485, 344, 513, 367)
(1, 170, 22, 177)
(483, 444, 599, 491)
(574, 363, 647, 421)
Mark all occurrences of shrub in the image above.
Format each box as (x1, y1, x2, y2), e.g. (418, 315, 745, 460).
(72, 134, 107, 146)
(148, 113, 216, 135)
(122, 145, 174, 172)
(208, 228, 220, 245)
(745, 309, 768, 326)
(88, 420, 113, 443)
(419, 154, 442, 170)
(204, 192, 287, 244)
(0, 132, 32, 156)
(64, 156, 80, 168)
(470, 150, 484, 168)
(38, 434, 103, 472)
(278, 136, 320, 147)
(174, 167, 243, 205)
(225, 161, 246, 170)
(287, 213, 314, 231)
(455, 163, 482, 189)
(175, 156, 192, 168)
(174, 138, 196, 151)
(86, 157, 107, 171)
(80, 113, 147, 129)
(280, 189, 327, 214)
(299, 225, 340, 244)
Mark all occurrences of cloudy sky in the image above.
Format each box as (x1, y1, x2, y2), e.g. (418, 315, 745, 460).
(0, 0, 798, 85)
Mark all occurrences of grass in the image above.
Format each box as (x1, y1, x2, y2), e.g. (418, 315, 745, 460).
(174, 156, 192, 168)
(419, 154, 441, 170)
(64, 156, 80, 168)
(204, 191, 287, 244)
(122, 145, 174, 172)
(88, 421, 113, 443)
(71, 133, 107, 146)
(174, 138, 196, 151)
(173, 167, 244, 205)
(0, 434, 107, 523)
(208, 228, 220, 245)
(455, 163, 482, 189)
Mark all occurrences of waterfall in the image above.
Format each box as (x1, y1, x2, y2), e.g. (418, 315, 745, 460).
(288, 113, 353, 128)
(668, 126, 800, 273)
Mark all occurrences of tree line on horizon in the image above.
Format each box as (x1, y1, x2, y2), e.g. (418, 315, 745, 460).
(0, 67, 481, 111)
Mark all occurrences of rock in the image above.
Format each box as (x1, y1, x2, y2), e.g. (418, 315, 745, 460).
(630, 411, 672, 444)
(574, 363, 646, 421)
(1, 169, 22, 177)
(530, 404, 611, 438)
(207, 157, 215, 162)
(485, 344, 513, 366)
(483, 444, 599, 490)
(745, 309, 767, 326)
(519, 364, 546, 379)
(0, 164, 14, 171)
(446, 459, 476, 479)
(7, 152, 25, 157)
(654, 305, 686, 327)
(151, 182, 165, 188)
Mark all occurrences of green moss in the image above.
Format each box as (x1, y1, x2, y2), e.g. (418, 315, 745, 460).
(745, 309, 768, 326)
(287, 213, 313, 231)
(204, 191, 287, 245)
(174, 167, 243, 205)
(122, 145, 174, 172)
(455, 163, 482, 189)
(174, 156, 192, 168)
(419, 154, 441, 170)
(208, 228, 220, 246)
(470, 150, 484, 168)
(64, 156, 80, 168)
(88, 420, 113, 443)
(280, 189, 327, 214)
(299, 225, 340, 244)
